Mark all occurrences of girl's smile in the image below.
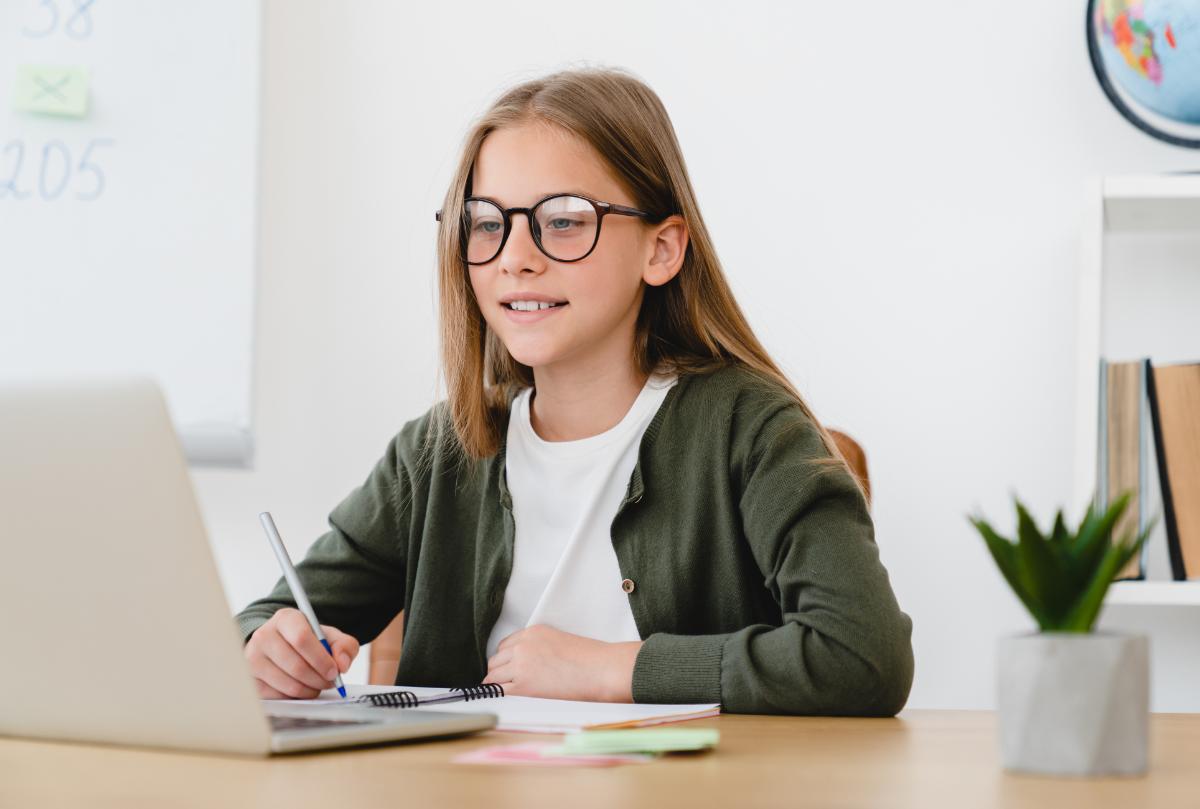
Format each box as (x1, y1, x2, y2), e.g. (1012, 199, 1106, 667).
(499, 291, 570, 323)
(502, 302, 569, 324)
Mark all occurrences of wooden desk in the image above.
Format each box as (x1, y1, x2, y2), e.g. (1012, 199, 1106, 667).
(1, 710, 1195, 808)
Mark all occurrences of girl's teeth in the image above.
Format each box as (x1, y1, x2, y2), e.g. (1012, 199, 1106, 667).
(508, 301, 563, 311)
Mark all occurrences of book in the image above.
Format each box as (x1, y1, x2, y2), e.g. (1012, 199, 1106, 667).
(272, 684, 721, 734)
(1147, 361, 1200, 581)
(1099, 358, 1150, 580)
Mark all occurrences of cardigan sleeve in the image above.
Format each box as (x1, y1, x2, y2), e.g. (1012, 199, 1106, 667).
(233, 429, 413, 646)
(631, 400, 914, 717)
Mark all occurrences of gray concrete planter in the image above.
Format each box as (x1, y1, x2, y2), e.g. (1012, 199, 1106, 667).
(997, 632, 1149, 776)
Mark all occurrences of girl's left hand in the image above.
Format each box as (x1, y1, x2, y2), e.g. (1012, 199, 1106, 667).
(482, 624, 643, 702)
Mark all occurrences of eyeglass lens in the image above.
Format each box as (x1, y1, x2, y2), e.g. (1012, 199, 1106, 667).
(465, 195, 599, 264)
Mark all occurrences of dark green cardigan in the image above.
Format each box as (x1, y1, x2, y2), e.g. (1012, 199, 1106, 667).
(236, 366, 914, 716)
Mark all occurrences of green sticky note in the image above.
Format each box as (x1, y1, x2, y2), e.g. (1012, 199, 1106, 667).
(554, 728, 720, 756)
(13, 65, 90, 118)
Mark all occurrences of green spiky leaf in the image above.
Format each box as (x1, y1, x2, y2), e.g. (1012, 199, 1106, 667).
(967, 492, 1153, 633)
(970, 514, 1051, 628)
(1061, 517, 1155, 632)
(1014, 501, 1074, 627)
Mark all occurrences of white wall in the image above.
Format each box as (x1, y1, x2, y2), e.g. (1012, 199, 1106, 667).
(194, 0, 1200, 709)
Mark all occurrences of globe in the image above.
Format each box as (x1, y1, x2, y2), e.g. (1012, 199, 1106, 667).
(1087, 0, 1200, 148)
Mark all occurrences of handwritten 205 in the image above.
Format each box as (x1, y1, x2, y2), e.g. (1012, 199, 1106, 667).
(0, 138, 114, 202)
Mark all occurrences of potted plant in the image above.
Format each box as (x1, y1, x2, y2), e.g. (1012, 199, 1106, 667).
(968, 491, 1154, 777)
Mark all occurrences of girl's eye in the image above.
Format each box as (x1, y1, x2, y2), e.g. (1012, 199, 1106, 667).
(545, 217, 579, 231)
(473, 220, 502, 234)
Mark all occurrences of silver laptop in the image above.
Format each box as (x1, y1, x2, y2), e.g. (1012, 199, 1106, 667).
(0, 377, 495, 755)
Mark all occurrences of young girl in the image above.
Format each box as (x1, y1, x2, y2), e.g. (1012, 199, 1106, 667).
(238, 67, 914, 716)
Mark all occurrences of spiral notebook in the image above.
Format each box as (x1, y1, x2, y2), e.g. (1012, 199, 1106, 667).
(273, 684, 720, 734)
(348, 684, 507, 708)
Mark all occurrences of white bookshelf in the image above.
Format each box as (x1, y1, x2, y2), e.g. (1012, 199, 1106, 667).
(1074, 173, 1200, 607)
(1103, 174, 1200, 231)
(1107, 581, 1200, 607)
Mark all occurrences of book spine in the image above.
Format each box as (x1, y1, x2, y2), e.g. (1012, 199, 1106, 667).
(1136, 359, 1147, 578)
(1145, 359, 1186, 581)
(1098, 357, 1108, 513)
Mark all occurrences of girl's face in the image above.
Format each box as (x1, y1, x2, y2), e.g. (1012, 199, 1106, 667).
(468, 122, 669, 376)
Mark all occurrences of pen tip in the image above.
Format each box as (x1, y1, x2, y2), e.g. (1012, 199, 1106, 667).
(337, 685, 347, 698)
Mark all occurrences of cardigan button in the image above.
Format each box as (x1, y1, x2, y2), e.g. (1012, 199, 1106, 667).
(621, 578, 636, 594)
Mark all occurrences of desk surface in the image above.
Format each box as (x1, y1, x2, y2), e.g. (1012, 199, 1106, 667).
(1, 710, 1195, 809)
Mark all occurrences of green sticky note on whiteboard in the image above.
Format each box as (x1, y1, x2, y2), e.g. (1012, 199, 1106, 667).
(12, 65, 90, 118)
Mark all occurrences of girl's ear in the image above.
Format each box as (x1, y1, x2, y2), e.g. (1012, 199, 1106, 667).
(643, 215, 688, 288)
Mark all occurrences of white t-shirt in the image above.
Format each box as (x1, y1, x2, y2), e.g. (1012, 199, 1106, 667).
(484, 374, 678, 659)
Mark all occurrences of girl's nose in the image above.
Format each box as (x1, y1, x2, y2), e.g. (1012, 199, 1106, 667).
(498, 213, 546, 275)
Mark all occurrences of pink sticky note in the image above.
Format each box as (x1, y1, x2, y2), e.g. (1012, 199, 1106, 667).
(453, 742, 651, 767)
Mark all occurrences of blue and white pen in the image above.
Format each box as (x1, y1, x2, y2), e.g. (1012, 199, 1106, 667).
(259, 511, 347, 699)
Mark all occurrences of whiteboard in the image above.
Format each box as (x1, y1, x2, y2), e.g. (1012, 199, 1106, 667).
(0, 0, 260, 466)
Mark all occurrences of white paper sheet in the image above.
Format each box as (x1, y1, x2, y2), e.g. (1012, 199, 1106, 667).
(266, 684, 720, 733)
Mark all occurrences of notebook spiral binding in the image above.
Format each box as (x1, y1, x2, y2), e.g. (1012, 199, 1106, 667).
(354, 683, 505, 708)
(456, 683, 504, 701)
(358, 691, 421, 708)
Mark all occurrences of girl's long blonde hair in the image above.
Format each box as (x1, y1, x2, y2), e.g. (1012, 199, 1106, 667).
(435, 67, 854, 486)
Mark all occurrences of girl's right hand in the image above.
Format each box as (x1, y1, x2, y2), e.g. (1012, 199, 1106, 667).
(244, 607, 360, 699)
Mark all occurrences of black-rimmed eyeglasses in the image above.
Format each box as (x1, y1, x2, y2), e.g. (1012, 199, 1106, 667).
(435, 193, 660, 265)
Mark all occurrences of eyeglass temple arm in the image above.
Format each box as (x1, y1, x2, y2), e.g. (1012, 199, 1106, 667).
(604, 202, 659, 220)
